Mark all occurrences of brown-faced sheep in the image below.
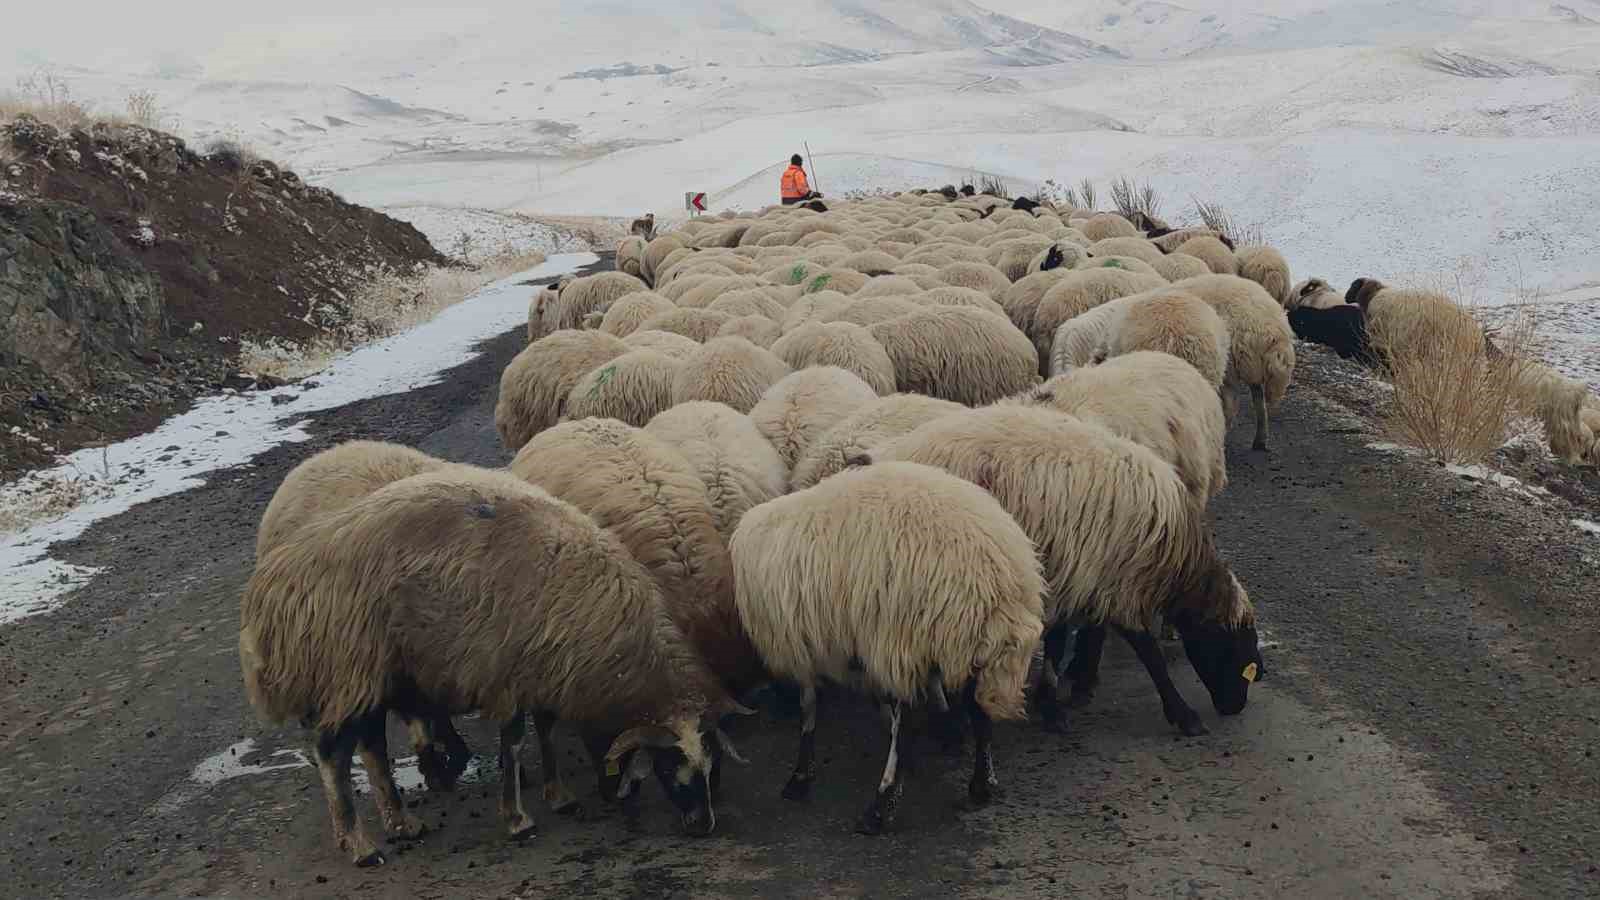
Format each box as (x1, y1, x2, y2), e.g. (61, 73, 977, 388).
(788, 393, 965, 491)
(672, 336, 793, 413)
(868, 405, 1262, 736)
(240, 467, 741, 864)
(644, 401, 788, 543)
(768, 322, 897, 395)
(867, 305, 1040, 406)
(496, 330, 630, 452)
(748, 366, 881, 474)
(1235, 245, 1292, 306)
(730, 460, 1044, 833)
(564, 349, 683, 427)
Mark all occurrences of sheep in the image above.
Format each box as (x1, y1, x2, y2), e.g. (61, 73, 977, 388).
(1507, 360, 1594, 465)
(827, 296, 925, 328)
(564, 349, 683, 427)
(1074, 254, 1162, 278)
(1151, 252, 1212, 283)
(240, 466, 744, 864)
(789, 393, 965, 491)
(1286, 277, 1342, 311)
(989, 238, 1054, 282)
(643, 401, 788, 544)
(676, 276, 768, 309)
(617, 236, 647, 278)
(1235, 245, 1292, 306)
(730, 460, 1044, 833)
(1026, 242, 1084, 275)
(748, 366, 881, 474)
(672, 336, 793, 413)
(1174, 236, 1239, 276)
(715, 314, 783, 348)
(901, 243, 990, 269)
(1087, 237, 1165, 267)
(641, 234, 689, 285)
(867, 405, 1262, 736)
(253, 441, 474, 793)
(854, 275, 926, 298)
(636, 307, 736, 343)
(1061, 290, 1232, 390)
(597, 292, 677, 338)
(936, 261, 1012, 302)
(999, 269, 1076, 335)
(1031, 269, 1168, 371)
(622, 329, 702, 360)
(915, 286, 1008, 319)
(1283, 280, 1372, 361)
(530, 271, 652, 342)
(769, 322, 897, 395)
(867, 305, 1040, 405)
(509, 419, 763, 702)
(707, 288, 787, 322)
(839, 249, 904, 274)
(1149, 228, 1235, 254)
(1009, 352, 1228, 503)
(1169, 274, 1298, 450)
(780, 290, 857, 334)
(1080, 212, 1140, 241)
(496, 330, 630, 452)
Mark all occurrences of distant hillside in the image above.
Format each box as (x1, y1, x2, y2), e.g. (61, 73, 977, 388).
(0, 115, 449, 479)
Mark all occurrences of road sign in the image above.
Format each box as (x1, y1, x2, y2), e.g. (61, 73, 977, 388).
(685, 191, 707, 214)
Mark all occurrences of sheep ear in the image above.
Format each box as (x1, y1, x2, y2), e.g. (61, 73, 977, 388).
(604, 725, 678, 764)
(615, 748, 655, 799)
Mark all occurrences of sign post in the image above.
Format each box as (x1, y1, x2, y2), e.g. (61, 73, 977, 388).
(684, 191, 707, 216)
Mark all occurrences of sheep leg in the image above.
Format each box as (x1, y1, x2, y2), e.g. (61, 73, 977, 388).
(781, 684, 820, 801)
(1116, 626, 1207, 737)
(405, 712, 470, 793)
(313, 722, 384, 867)
(856, 700, 907, 835)
(1249, 383, 1270, 451)
(1220, 378, 1240, 427)
(964, 681, 998, 806)
(356, 712, 427, 840)
(1035, 621, 1071, 728)
(1064, 625, 1107, 708)
(498, 713, 537, 840)
(530, 710, 580, 815)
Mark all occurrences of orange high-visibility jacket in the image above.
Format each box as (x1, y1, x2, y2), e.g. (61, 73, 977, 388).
(781, 164, 809, 199)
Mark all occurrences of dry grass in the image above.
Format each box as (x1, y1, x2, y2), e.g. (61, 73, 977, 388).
(0, 465, 114, 537)
(978, 174, 1011, 199)
(1193, 198, 1266, 247)
(1110, 176, 1162, 221)
(1375, 284, 1542, 465)
(239, 248, 548, 380)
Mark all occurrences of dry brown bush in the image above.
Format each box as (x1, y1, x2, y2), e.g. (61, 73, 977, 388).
(1192, 198, 1266, 247)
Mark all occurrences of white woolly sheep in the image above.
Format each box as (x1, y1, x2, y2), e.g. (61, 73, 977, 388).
(1026, 242, 1084, 275)
(748, 366, 881, 473)
(1235, 245, 1292, 306)
(1152, 252, 1212, 282)
(827, 296, 925, 328)
(788, 393, 965, 491)
(1030, 269, 1168, 371)
(838, 249, 904, 274)
(636, 307, 736, 343)
(999, 268, 1075, 335)
(730, 460, 1044, 832)
(641, 234, 689, 285)
(1174, 236, 1239, 276)
(1010, 351, 1228, 503)
(707, 288, 787, 322)
(1149, 228, 1232, 254)
(564, 349, 683, 427)
(1074, 255, 1162, 278)
(1507, 360, 1594, 465)
(643, 401, 788, 543)
(915, 286, 1008, 319)
(598, 291, 677, 338)
(1168, 274, 1297, 450)
(496, 330, 630, 452)
(1049, 290, 1231, 390)
(868, 305, 1040, 405)
(672, 336, 793, 413)
(769, 322, 897, 395)
(1087, 237, 1165, 267)
(716, 315, 783, 348)
(1080, 213, 1140, 242)
(936, 261, 1012, 302)
(854, 275, 926, 299)
(241, 466, 742, 864)
(623, 329, 703, 359)
(617, 236, 646, 279)
(676, 276, 768, 309)
(867, 405, 1262, 736)
(780, 290, 856, 334)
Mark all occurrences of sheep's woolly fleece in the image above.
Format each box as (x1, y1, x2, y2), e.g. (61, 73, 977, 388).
(788, 392, 966, 492)
(868, 305, 1040, 405)
(748, 366, 881, 474)
(644, 401, 788, 544)
(564, 349, 683, 428)
(729, 460, 1044, 720)
(495, 329, 630, 452)
(768, 322, 897, 395)
(672, 336, 794, 414)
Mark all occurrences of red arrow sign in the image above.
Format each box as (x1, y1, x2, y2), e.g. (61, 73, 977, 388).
(691, 192, 707, 212)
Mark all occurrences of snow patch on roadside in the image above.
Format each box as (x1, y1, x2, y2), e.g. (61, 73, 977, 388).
(1443, 463, 1551, 498)
(0, 253, 595, 627)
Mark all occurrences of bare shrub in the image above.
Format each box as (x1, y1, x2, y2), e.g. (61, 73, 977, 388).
(1193, 198, 1266, 247)
(5, 67, 93, 131)
(1077, 178, 1098, 211)
(978, 174, 1011, 199)
(204, 136, 257, 173)
(238, 248, 549, 381)
(1110, 176, 1162, 220)
(1376, 288, 1541, 464)
(124, 90, 162, 128)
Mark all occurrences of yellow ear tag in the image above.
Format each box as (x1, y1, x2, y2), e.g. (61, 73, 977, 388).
(606, 759, 621, 776)
(1242, 662, 1258, 683)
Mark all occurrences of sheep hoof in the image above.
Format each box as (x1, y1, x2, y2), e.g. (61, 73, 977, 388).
(1174, 714, 1209, 737)
(544, 783, 580, 816)
(781, 774, 812, 801)
(855, 807, 889, 835)
(967, 779, 996, 807)
(354, 848, 386, 868)
(417, 748, 456, 793)
(390, 814, 428, 840)
(1065, 687, 1096, 710)
(1252, 438, 1269, 452)
(506, 815, 538, 842)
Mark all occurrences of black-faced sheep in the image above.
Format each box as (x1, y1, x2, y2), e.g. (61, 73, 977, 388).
(730, 460, 1044, 833)
(240, 467, 743, 864)
(868, 405, 1262, 736)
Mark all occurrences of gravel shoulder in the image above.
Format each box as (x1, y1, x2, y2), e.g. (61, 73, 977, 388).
(3, 283, 1599, 898)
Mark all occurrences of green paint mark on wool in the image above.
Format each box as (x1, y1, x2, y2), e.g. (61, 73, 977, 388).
(789, 263, 809, 285)
(1102, 259, 1125, 269)
(587, 363, 618, 398)
(807, 273, 833, 294)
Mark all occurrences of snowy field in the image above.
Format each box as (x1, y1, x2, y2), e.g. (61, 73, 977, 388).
(0, 254, 594, 625)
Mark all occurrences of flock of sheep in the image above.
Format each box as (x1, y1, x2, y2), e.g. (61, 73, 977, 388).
(237, 184, 1595, 868)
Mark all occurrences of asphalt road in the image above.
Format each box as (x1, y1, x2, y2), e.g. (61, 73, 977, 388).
(4, 255, 1600, 899)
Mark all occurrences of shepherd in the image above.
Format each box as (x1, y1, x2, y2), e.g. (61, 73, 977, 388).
(781, 153, 820, 205)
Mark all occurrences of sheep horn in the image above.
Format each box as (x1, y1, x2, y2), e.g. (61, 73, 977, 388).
(603, 725, 679, 763)
(714, 728, 750, 766)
